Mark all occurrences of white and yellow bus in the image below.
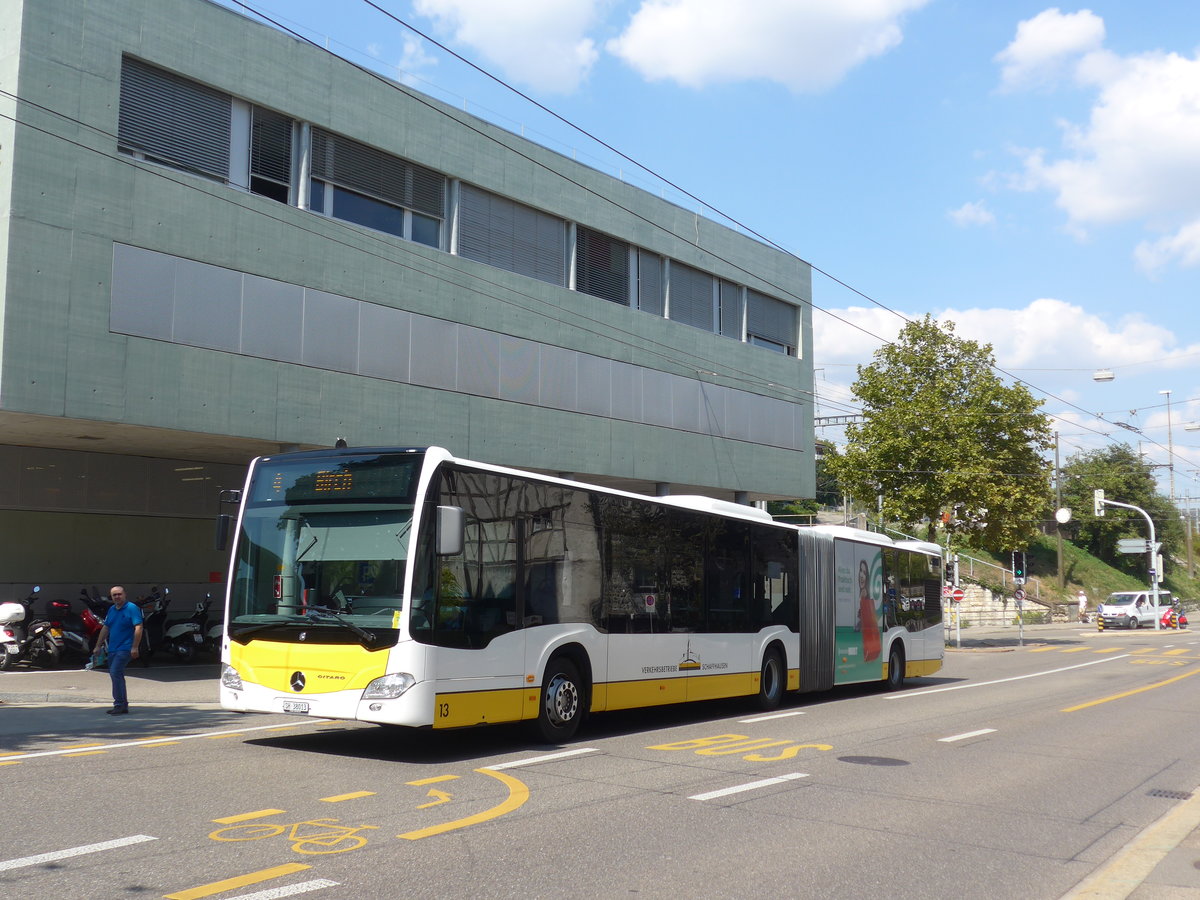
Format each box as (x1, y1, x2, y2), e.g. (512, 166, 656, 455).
(218, 446, 944, 741)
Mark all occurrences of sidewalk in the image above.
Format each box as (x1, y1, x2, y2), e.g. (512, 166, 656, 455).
(944, 620, 1191, 651)
(0, 660, 222, 706)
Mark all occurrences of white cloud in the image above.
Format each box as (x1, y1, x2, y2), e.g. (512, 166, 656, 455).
(396, 34, 439, 85)
(995, 12, 1200, 272)
(414, 0, 602, 93)
(948, 200, 995, 227)
(607, 0, 930, 92)
(994, 7, 1105, 91)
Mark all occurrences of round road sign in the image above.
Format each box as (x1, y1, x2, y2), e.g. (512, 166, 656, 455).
(951, 588, 965, 603)
(1014, 588, 1026, 601)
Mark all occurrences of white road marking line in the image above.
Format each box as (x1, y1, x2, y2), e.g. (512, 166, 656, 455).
(485, 748, 597, 770)
(939, 728, 997, 743)
(227, 880, 340, 900)
(885, 655, 1129, 698)
(689, 772, 809, 801)
(0, 834, 157, 871)
(0, 720, 332, 763)
(739, 710, 806, 723)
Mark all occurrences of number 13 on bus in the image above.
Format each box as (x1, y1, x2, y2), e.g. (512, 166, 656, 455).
(216, 446, 944, 741)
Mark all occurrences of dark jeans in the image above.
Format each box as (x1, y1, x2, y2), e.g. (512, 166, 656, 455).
(108, 649, 132, 710)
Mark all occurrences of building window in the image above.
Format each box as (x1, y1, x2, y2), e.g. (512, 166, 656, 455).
(309, 127, 445, 248)
(747, 290, 798, 356)
(668, 262, 716, 332)
(117, 56, 232, 181)
(249, 107, 293, 203)
(459, 184, 567, 287)
(719, 280, 743, 339)
(636, 251, 665, 316)
(576, 226, 630, 305)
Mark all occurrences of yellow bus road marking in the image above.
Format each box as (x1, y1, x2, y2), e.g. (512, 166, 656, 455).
(65, 750, 108, 757)
(142, 741, 181, 748)
(406, 775, 459, 786)
(1130, 647, 1157, 654)
(212, 809, 287, 825)
(204, 733, 242, 739)
(320, 791, 375, 803)
(1095, 647, 1124, 654)
(1063, 666, 1200, 712)
(1060, 647, 1090, 653)
(0, 720, 329, 764)
(164, 862, 312, 900)
(0, 761, 21, 766)
(1164, 648, 1191, 656)
(1028, 646, 1058, 653)
(61, 743, 107, 749)
(398, 768, 529, 840)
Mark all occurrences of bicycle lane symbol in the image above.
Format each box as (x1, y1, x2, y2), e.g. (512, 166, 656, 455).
(207, 768, 530, 853)
(209, 815, 378, 855)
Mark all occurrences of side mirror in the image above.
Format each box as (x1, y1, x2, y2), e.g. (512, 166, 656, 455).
(436, 506, 465, 556)
(214, 513, 234, 551)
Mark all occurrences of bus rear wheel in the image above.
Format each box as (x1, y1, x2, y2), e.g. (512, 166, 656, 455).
(885, 643, 905, 691)
(535, 657, 583, 743)
(756, 648, 785, 711)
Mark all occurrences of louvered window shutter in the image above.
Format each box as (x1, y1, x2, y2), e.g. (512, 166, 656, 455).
(310, 128, 444, 218)
(669, 263, 716, 332)
(637, 251, 664, 315)
(118, 57, 232, 180)
(576, 226, 630, 304)
(458, 184, 566, 287)
(747, 290, 798, 349)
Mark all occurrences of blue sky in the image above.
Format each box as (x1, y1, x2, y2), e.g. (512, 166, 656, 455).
(214, 0, 1200, 505)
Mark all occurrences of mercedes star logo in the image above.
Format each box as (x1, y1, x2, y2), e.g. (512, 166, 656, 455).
(290, 671, 306, 692)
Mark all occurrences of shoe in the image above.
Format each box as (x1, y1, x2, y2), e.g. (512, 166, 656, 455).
(106, 708, 129, 715)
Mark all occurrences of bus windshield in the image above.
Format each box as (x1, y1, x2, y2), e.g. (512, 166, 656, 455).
(228, 453, 424, 634)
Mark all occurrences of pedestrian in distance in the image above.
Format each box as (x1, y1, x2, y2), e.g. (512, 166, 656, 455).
(92, 586, 143, 715)
(1077, 589, 1088, 624)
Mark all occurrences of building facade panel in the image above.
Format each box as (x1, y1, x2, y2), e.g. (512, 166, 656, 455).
(0, 0, 815, 592)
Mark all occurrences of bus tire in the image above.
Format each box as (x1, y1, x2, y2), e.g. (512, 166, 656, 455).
(535, 656, 583, 744)
(885, 643, 905, 691)
(756, 647, 785, 711)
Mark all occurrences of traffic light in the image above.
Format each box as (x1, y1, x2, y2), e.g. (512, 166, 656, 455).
(1011, 550, 1027, 584)
(1093, 489, 1105, 517)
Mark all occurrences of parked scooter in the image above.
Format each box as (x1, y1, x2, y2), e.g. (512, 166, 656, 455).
(0, 586, 64, 671)
(136, 587, 170, 666)
(202, 594, 223, 657)
(77, 587, 110, 652)
(161, 596, 210, 663)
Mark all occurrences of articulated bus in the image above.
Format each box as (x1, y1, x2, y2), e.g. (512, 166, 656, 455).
(218, 446, 944, 741)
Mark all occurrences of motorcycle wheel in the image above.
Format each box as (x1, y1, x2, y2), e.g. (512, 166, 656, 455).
(173, 641, 195, 663)
(0, 648, 15, 671)
(39, 640, 61, 670)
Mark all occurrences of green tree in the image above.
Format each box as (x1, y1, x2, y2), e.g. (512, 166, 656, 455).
(1059, 443, 1183, 574)
(827, 315, 1052, 550)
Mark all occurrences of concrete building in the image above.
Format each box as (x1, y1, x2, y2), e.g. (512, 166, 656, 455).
(0, 0, 814, 601)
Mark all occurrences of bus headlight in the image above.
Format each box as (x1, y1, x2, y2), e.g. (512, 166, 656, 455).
(363, 672, 416, 700)
(221, 664, 243, 690)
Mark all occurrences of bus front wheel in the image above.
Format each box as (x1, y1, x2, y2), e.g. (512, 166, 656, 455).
(535, 656, 583, 743)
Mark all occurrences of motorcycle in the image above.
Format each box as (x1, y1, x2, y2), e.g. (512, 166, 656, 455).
(0, 586, 64, 671)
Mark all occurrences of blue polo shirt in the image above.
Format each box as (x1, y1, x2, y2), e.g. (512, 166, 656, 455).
(104, 602, 143, 654)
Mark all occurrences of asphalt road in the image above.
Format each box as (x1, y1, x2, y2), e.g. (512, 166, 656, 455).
(2, 624, 1199, 899)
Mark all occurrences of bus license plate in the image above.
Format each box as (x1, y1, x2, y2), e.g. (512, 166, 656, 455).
(281, 701, 310, 714)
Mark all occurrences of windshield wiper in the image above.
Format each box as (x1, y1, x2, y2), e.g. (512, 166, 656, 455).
(230, 616, 302, 640)
(305, 605, 379, 648)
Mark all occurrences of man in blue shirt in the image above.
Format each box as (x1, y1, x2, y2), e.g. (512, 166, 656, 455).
(94, 586, 144, 715)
